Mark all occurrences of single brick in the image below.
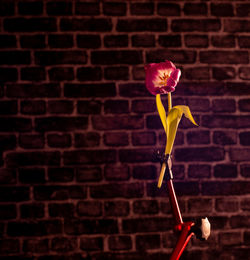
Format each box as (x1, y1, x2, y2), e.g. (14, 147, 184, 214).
(74, 132, 100, 147)
(34, 185, 86, 200)
(20, 203, 44, 218)
(0, 187, 29, 202)
(130, 3, 154, 15)
(77, 67, 102, 81)
(104, 132, 129, 146)
(214, 164, 237, 178)
(133, 200, 158, 215)
(146, 50, 196, 64)
(133, 165, 157, 180)
(18, 1, 43, 15)
(216, 198, 239, 212)
(132, 35, 155, 47)
(19, 134, 44, 149)
(238, 36, 250, 48)
(0, 68, 17, 82)
(80, 237, 103, 251)
(48, 167, 74, 182)
(77, 101, 101, 114)
(187, 130, 210, 144)
(75, 2, 99, 15)
(212, 99, 236, 113)
(213, 131, 237, 145)
(211, 3, 234, 17)
(0, 51, 30, 64)
(236, 4, 250, 17)
(119, 83, 150, 97)
(76, 167, 102, 182)
(64, 149, 116, 165)
(6, 152, 60, 167)
(104, 66, 129, 80)
(212, 67, 235, 80)
(103, 2, 126, 16)
(132, 66, 145, 80)
(90, 183, 144, 199)
(117, 19, 167, 32)
(0, 117, 32, 132)
(48, 100, 74, 114)
(35, 117, 88, 132)
(46, 1, 72, 15)
(91, 50, 142, 65)
(104, 35, 128, 47)
(7, 84, 60, 98)
(136, 234, 160, 250)
(20, 35, 46, 48)
(132, 100, 155, 113)
(158, 35, 181, 47)
(64, 83, 116, 98)
(21, 67, 45, 81)
(0, 134, 16, 151)
(224, 20, 250, 32)
(51, 237, 77, 252)
(230, 148, 250, 162)
(0, 169, 16, 184)
(175, 147, 225, 162)
(211, 35, 235, 48)
(60, 18, 112, 32)
(184, 35, 208, 47)
(172, 19, 220, 32)
(240, 132, 250, 146)
(230, 215, 250, 228)
(23, 239, 49, 253)
(119, 148, 154, 163)
(0, 1, 15, 16)
(157, 3, 180, 16)
(49, 203, 74, 218)
(239, 99, 250, 111)
(4, 18, 57, 32)
(132, 131, 156, 146)
(77, 201, 102, 217)
(0, 239, 19, 254)
(241, 198, 250, 211)
(104, 164, 129, 181)
(35, 51, 87, 65)
(7, 220, 62, 236)
(184, 3, 207, 16)
(0, 205, 16, 219)
(109, 236, 132, 251)
(77, 35, 101, 49)
(47, 133, 71, 148)
(104, 201, 129, 217)
(48, 34, 74, 48)
(187, 198, 212, 213)
(104, 100, 129, 114)
(21, 100, 46, 115)
(49, 67, 74, 81)
(184, 67, 210, 80)
(0, 35, 16, 48)
(219, 232, 242, 246)
(0, 100, 17, 115)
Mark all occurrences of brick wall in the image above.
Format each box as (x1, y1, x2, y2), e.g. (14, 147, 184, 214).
(0, 0, 249, 259)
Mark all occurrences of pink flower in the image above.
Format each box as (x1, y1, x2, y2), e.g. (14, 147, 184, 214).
(144, 60, 181, 95)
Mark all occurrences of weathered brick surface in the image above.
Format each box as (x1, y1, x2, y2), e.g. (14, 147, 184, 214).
(0, 1, 249, 259)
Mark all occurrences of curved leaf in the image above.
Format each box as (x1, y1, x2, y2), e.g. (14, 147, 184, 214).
(174, 105, 198, 126)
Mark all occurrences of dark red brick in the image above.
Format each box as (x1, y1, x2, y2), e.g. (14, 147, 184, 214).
(130, 3, 154, 15)
(48, 100, 73, 114)
(212, 99, 236, 113)
(187, 198, 212, 213)
(75, 3, 100, 15)
(184, 67, 210, 80)
(46, 1, 72, 15)
(0, 205, 16, 219)
(60, 18, 112, 32)
(20, 203, 44, 218)
(21, 100, 46, 115)
(184, 3, 207, 16)
(49, 203, 74, 218)
(51, 237, 77, 252)
(0, 134, 16, 151)
(0, 51, 30, 65)
(119, 83, 150, 97)
(133, 165, 157, 180)
(48, 34, 73, 48)
(49, 67, 74, 81)
(216, 198, 239, 212)
(48, 167, 74, 183)
(132, 131, 156, 146)
(239, 67, 250, 80)
(104, 100, 129, 114)
(239, 99, 250, 111)
(19, 134, 44, 149)
(132, 100, 155, 113)
(158, 35, 181, 47)
(0, 68, 17, 82)
(157, 3, 180, 16)
(64, 149, 116, 165)
(214, 164, 237, 178)
(109, 236, 132, 251)
(77, 35, 101, 49)
(77, 201, 102, 217)
(23, 239, 49, 253)
(74, 132, 100, 147)
(0, 35, 16, 48)
(0, 239, 19, 254)
(20, 35, 46, 48)
(187, 130, 210, 144)
(230, 215, 250, 228)
(240, 132, 250, 145)
(188, 164, 211, 179)
(119, 148, 154, 163)
(80, 237, 103, 251)
(185, 35, 208, 47)
(224, 19, 250, 32)
(90, 183, 143, 199)
(104, 35, 128, 47)
(241, 198, 250, 211)
(34, 185, 86, 200)
(18, 1, 43, 15)
(133, 200, 158, 215)
(236, 4, 250, 17)
(21, 67, 45, 81)
(0, 187, 29, 202)
(35, 51, 87, 65)
(76, 167, 102, 182)
(103, 2, 126, 16)
(212, 67, 235, 80)
(136, 234, 160, 250)
(213, 131, 237, 145)
(0, 101, 17, 115)
(172, 19, 220, 32)
(64, 83, 116, 98)
(4, 18, 57, 32)
(0, 169, 16, 184)
(132, 66, 145, 80)
(47, 134, 71, 148)
(211, 3, 234, 17)
(104, 164, 129, 181)
(104, 132, 129, 146)
(230, 148, 250, 162)
(219, 232, 242, 246)
(104, 66, 129, 80)
(0, 1, 15, 16)
(0, 117, 32, 132)
(104, 201, 129, 217)
(35, 117, 88, 132)
(132, 35, 155, 47)
(212, 35, 235, 48)
(117, 19, 167, 32)
(77, 101, 101, 114)
(77, 67, 102, 81)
